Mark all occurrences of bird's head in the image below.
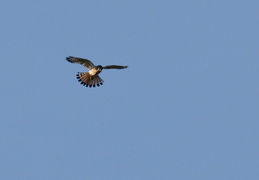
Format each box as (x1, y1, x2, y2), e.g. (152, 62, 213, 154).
(95, 65, 103, 71)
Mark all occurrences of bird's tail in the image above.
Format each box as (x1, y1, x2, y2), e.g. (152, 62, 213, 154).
(76, 72, 104, 88)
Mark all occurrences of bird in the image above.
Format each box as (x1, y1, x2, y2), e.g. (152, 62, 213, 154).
(66, 56, 128, 88)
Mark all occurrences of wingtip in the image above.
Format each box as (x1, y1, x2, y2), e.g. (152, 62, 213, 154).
(66, 56, 74, 62)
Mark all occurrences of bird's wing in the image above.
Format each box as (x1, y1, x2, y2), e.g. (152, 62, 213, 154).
(103, 65, 128, 69)
(66, 56, 95, 70)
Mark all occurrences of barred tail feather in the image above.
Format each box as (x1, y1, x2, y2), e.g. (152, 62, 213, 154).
(76, 72, 104, 88)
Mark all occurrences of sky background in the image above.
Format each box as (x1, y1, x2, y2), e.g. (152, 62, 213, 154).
(1, 0, 259, 179)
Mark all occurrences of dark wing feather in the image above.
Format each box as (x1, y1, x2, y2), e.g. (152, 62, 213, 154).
(103, 65, 128, 69)
(66, 56, 95, 70)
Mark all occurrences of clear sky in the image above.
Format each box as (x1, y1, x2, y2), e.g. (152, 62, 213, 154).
(1, 1, 259, 179)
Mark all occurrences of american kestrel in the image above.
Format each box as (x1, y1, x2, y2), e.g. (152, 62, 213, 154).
(66, 56, 128, 88)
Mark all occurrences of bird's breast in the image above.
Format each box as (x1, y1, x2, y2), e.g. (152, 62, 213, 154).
(89, 68, 101, 76)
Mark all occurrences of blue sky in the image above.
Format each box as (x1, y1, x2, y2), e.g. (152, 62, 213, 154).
(1, 1, 259, 179)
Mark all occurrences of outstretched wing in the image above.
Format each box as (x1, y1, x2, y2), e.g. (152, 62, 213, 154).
(66, 56, 95, 70)
(103, 65, 128, 69)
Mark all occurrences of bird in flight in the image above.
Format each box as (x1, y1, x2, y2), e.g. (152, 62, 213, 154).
(66, 56, 128, 88)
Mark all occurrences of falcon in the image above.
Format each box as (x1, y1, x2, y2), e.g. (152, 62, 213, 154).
(66, 56, 128, 88)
